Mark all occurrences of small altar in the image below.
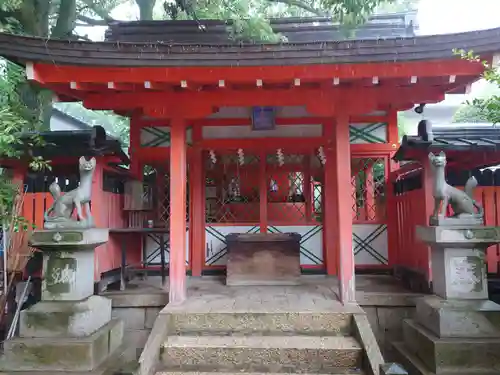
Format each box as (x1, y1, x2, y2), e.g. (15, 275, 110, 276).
(226, 232, 301, 286)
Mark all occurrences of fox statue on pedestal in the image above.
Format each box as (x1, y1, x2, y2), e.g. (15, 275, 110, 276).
(428, 151, 483, 221)
(44, 156, 96, 229)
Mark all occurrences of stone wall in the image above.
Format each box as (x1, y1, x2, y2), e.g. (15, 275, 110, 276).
(358, 292, 421, 360)
(102, 289, 168, 356)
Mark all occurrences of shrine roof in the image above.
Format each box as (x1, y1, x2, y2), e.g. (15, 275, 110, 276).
(17, 126, 129, 164)
(104, 13, 418, 44)
(393, 125, 500, 168)
(0, 25, 500, 67)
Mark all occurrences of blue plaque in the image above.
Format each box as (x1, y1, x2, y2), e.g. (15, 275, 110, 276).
(252, 106, 276, 131)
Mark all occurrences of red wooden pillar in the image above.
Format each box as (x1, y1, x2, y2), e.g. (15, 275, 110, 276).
(169, 118, 187, 304)
(323, 119, 337, 276)
(386, 158, 398, 267)
(129, 115, 142, 180)
(303, 155, 312, 222)
(420, 160, 435, 283)
(329, 114, 356, 304)
(91, 157, 105, 281)
(259, 151, 268, 232)
(190, 125, 205, 277)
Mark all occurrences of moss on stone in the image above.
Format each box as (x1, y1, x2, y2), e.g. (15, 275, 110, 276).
(11, 342, 91, 367)
(92, 329, 110, 366)
(24, 309, 75, 330)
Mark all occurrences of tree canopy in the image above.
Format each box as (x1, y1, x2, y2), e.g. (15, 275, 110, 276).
(453, 49, 500, 125)
(0, 0, 417, 41)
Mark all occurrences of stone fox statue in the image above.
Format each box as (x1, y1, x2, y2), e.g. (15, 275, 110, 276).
(44, 156, 96, 229)
(428, 151, 483, 218)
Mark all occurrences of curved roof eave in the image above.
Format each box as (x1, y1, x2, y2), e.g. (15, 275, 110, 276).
(0, 27, 499, 67)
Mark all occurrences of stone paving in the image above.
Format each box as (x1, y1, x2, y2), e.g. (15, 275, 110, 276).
(156, 275, 414, 313)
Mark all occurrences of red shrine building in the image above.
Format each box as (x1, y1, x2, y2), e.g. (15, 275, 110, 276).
(1, 16, 500, 305)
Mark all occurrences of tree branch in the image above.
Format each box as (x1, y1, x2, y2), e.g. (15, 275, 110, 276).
(266, 0, 328, 16)
(77, 14, 116, 26)
(78, 0, 115, 22)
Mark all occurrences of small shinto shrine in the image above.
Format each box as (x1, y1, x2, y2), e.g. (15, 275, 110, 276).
(0, 17, 499, 307)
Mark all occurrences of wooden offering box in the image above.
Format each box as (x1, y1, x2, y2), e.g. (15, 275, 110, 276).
(226, 232, 301, 286)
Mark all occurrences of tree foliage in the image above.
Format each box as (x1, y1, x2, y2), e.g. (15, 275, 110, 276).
(0, 59, 49, 224)
(454, 49, 500, 125)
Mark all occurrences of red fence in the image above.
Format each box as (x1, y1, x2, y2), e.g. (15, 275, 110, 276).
(389, 165, 500, 280)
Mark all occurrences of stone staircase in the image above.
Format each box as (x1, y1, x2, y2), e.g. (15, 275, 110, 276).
(152, 309, 379, 375)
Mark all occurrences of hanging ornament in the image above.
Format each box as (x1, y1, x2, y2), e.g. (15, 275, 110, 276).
(209, 150, 217, 164)
(318, 146, 326, 165)
(237, 148, 245, 166)
(276, 148, 285, 167)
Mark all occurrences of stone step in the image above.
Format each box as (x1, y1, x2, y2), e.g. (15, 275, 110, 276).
(168, 311, 352, 336)
(157, 371, 364, 375)
(161, 335, 362, 373)
(402, 319, 500, 373)
(393, 341, 500, 375)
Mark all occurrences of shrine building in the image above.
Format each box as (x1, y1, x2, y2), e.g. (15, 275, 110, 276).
(0, 16, 500, 305)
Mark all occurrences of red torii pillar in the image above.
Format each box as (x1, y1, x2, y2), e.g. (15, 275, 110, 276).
(169, 118, 188, 304)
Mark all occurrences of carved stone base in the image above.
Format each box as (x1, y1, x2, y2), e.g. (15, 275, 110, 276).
(29, 229, 109, 301)
(429, 214, 483, 227)
(44, 218, 95, 230)
(19, 295, 112, 338)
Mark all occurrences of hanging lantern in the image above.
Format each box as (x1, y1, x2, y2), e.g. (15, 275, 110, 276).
(318, 146, 326, 165)
(276, 148, 285, 167)
(209, 150, 217, 164)
(237, 148, 245, 165)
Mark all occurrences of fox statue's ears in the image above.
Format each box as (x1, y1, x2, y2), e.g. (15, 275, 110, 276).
(79, 156, 96, 166)
(428, 151, 446, 161)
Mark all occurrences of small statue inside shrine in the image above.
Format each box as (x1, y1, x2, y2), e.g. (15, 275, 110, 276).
(227, 177, 241, 201)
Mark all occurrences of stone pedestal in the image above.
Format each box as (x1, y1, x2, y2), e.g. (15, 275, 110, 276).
(1, 228, 127, 374)
(226, 233, 301, 286)
(394, 224, 500, 375)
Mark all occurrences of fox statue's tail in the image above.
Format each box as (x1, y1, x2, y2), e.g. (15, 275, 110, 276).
(49, 181, 61, 199)
(44, 182, 62, 222)
(465, 176, 484, 216)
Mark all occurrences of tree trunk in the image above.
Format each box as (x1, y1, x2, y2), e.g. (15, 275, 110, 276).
(136, 0, 156, 20)
(52, 0, 78, 38)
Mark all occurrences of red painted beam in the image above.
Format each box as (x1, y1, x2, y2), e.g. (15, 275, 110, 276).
(31, 59, 485, 85)
(134, 115, 389, 128)
(82, 86, 445, 110)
